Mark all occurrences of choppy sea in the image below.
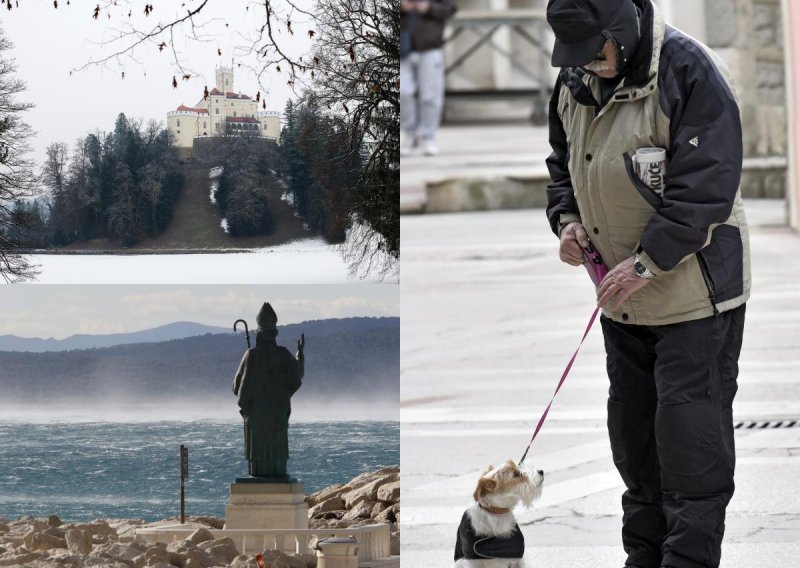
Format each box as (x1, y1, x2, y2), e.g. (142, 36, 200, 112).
(0, 421, 398, 522)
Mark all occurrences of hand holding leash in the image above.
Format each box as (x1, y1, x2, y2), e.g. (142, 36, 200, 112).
(597, 256, 651, 310)
(559, 222, 591, 266)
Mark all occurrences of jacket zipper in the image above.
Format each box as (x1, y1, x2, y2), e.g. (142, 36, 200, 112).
(696, 254, 720, 316)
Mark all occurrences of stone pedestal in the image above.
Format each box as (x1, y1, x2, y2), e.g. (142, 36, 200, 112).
(224, 481, 308, 530)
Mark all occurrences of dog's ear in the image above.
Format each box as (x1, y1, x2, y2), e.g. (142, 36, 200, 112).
(473, 477, 497, 502)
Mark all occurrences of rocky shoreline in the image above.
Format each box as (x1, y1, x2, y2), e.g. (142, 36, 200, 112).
(0, 467, 399, 567)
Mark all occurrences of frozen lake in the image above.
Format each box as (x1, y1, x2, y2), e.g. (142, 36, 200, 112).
(26, 238, 373, 284)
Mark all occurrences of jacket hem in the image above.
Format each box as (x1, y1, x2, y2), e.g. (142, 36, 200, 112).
(601, 292, 748, 326)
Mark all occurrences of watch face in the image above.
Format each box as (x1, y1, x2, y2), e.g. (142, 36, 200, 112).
(634, 261, 648, 277)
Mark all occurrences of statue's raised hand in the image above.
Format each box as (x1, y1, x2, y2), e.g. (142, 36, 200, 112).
(298, 333, 305, 356)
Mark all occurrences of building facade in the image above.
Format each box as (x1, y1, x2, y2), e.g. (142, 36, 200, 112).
(166, 67, 282, 148)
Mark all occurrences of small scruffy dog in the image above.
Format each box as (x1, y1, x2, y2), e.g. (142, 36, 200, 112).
(454, 460, 544, 568)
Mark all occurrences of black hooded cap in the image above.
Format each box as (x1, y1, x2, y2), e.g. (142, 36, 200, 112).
(547, 0, 640, 68)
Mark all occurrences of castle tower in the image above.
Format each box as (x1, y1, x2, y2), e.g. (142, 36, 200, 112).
(215, 66, 234, 93)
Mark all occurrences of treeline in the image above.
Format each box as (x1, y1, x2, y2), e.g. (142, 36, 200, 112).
(280, 97, 362, 244)
(214, 137, 277, 237)
(10, 114, 184, 247)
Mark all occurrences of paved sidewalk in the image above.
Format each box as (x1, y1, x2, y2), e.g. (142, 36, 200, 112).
(401, 200, 800, 567)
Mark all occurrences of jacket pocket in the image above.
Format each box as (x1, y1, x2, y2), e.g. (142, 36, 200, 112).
(697, 225, 744, 304)
(623, 152, 663, 210)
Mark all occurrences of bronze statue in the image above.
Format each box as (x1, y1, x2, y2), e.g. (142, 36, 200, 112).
(232, 303, 304, 478)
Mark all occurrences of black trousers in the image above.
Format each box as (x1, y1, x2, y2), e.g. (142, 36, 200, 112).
(600, 305, 746, 568)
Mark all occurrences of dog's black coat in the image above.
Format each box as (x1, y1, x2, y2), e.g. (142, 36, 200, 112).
(454, 510, 525, 561)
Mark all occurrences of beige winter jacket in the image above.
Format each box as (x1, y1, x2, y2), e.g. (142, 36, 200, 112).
(546, 0, 750, 326)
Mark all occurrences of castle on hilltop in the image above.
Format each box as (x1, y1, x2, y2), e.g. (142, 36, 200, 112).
(166, 67, 281, 148)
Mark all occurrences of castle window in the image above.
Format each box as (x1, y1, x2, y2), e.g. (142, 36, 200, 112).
(233, 112, 237, 117)
(177, 130, 181, 134)
(216, 108, 219, 114)
(177, 119, 181, 127)
(204, 121, 207, 128)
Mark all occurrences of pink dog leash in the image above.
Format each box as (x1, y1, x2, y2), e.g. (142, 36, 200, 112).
(518, 245, 607, 466)
(518, 305, 601, 466)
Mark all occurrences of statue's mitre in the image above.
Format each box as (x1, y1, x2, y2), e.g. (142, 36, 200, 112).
(256, 302, 278, 330)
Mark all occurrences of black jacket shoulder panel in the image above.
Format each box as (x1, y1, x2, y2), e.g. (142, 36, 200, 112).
(658, 26, 738, 128)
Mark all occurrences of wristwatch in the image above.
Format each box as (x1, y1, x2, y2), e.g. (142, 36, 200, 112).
(633, 254, 655, 280)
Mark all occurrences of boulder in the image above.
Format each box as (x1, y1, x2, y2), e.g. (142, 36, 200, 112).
(342, 473, 399, 509)
(377, 481, 400, 503)
(136, 546, 170, 568)
(308, 496, 346, 518)
(108, 520, 147, 539)
(66, 529, 93, 555)
(23, 531, 67, 551)
(346, 467, 398, 489)
(43, 526, 66, 539)
(46, 551, 82, 567)
(165, 540, 216, 567)
(0, 551, 43, 566)
(0, 524, 8, 534)
(306, 483, 346, 508)
(230, 554, 257, 568)
(198, 537, 239, 564)
(259, 550, 308, 568)
(48, 515, 63, 528)
(83, 557, 132, 568)
(132, 543, 169, 567)
(91, 541, 147, 566)
(192, 517, 225, 530)
(372, 507, 397, 523)
(0, 536, 24, 548)
(371, 502, 387, 518)
(342, 500, 375, 522)
(187, 528, 215, 545)
(13, 519, 49, 534)
(69, 521, 118, 539)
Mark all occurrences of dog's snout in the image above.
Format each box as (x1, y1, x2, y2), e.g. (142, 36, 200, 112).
(537, 470, 544, 477)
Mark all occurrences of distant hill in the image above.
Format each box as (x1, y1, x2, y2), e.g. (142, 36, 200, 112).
(0, 317, 397, 353)
(0, 317, 399, 406)
(0, 322, 229, 352)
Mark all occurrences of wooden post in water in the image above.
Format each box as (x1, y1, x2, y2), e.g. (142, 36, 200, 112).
(180, 445, 189, 524)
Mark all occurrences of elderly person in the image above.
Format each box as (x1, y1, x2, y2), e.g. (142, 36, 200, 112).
(544, 1, 750, 567)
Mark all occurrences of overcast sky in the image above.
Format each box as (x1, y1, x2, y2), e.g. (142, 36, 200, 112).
(0, 284, 398, 339)
(0, 0, 314, 167)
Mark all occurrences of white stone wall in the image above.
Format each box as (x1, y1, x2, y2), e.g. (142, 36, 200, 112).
(259, 112, 281, 142)
(167, 112, 205, 148)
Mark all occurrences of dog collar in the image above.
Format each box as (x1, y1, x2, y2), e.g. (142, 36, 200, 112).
(479, 504, 511, 515)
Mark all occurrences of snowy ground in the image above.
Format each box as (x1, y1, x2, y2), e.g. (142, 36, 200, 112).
(27, 238, 364, 284)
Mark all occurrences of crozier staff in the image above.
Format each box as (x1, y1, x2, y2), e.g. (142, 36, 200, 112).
(233, 302, 304, 478)
(544, 1, 750, 567)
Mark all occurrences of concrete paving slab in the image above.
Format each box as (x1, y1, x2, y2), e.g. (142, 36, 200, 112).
(401, 199, 800, 566)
